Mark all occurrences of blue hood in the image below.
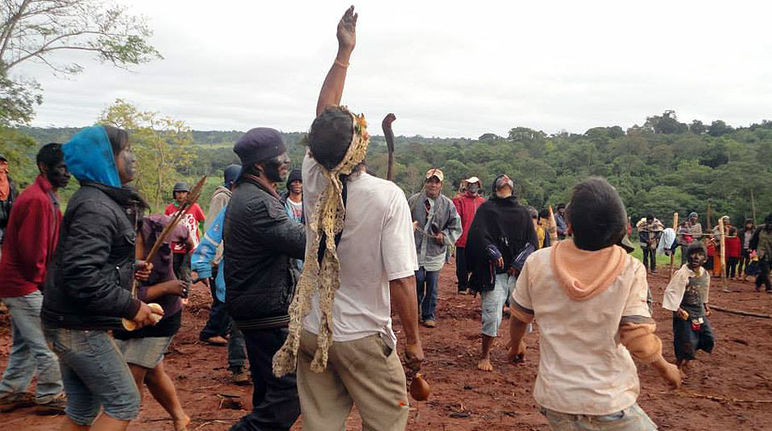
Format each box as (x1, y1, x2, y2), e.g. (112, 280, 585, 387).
(63, 126, 121, 188)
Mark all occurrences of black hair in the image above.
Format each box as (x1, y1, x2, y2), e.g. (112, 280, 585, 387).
(36, 143, 63, 170)
(526, 206, 538, 219)
(565, 177, 627, 251)
(646, 214, 654, 220)
(556, 203, 566, 210)
(308, 106, 354, 170)
(103, 125, 129, 155)
(538, 208, 550, 220)
(686, 242, 706, 257)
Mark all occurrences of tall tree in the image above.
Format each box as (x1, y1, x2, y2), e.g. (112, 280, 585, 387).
(0, 0, 161, 125)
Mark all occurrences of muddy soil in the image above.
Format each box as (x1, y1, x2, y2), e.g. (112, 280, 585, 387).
(2, 263, 771, 430)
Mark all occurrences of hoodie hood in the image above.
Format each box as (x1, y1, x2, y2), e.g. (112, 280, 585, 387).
(551, 239, 627, 301)
(63, 126, 121, 188)
(224, 164, 241, 187)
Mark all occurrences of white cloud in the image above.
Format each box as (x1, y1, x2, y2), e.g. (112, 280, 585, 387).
(16, 0, 772, 137)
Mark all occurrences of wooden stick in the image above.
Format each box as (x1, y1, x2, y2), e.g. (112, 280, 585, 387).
(750, 188, 758, 225)
(382, 113, 396, 181)
(547, 205, 559, 244)
(656, 390, 772, 404)
(710, 305, 771, 319)
(719, 217, 728, 291)
(669, 212, 679, 280)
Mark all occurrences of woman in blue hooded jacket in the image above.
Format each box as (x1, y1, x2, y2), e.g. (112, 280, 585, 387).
(42, 125, 162, 431)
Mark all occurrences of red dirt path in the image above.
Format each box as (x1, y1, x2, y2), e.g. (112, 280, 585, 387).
(2, 263, 771, 430)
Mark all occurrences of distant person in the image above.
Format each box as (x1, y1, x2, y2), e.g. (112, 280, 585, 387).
(554, 203, 567, 239)
(0, 153, 18, 260)
(537, 208, 552, 249)
(42, 125, 162, 430)
(636, 214, 664, 273)
(113, 214, 193, 431)
(198, 164, 241, 347)
(508, 177, 681, 430)
(465, 174, 537, 372)
(678, 212, 703, 264)
(281, 169, 305, 272)
(0, 144, 69, 414)
(164, 181, 205, 281)
(725, 227, 741, 280)
(408, 168, 462, 328)
(749, 214, 772, 293)
(453, 176, 485, 295)
(663, 242, 714, 376)
(739, 219, 755, 281)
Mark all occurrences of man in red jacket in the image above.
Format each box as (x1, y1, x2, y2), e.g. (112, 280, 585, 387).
(453, 177, 486, 294)
(0, 144, 69, 414)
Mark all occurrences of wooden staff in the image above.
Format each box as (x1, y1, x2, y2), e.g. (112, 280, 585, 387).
(382, 113, 396, 181)
(719, 216, 728, 292)
(750, 188, 758, 225)
(547, 205, 559, 244)
(122, 175, 207, 330)
(669, 212, 679, 280)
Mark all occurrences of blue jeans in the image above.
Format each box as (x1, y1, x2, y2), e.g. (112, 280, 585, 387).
(44, 328, 140, 425)
(230, 328, 300, 431)
(415, 267, 440, 321)
(480, 273, 515, 337)
(540, 404, 657, 430)
(0, 290, 63, 403)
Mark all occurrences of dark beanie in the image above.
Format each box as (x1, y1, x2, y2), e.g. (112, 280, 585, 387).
(223, 164, 242, 187)
(233, 128, 286, 167)
(286, 169, 302, 187)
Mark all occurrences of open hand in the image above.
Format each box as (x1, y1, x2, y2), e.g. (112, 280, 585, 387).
(337, 6, 358, 52)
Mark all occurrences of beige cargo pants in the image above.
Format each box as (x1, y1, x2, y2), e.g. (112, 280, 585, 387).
(297, 330, 409, 431)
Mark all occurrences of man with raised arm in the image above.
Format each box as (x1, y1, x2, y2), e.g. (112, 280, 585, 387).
(272, 7, 424, 430)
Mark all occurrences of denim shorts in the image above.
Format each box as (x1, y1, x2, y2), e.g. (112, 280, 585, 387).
(540, 403, 657, 430)
(480, 273, 515, 337)
(44, 327, 140, 425)
(115, 336, 173, 369)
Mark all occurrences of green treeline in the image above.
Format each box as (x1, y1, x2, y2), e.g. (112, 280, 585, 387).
(4, 110, 771, 224)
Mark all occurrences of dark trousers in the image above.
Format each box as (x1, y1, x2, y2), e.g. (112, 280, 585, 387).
(642, 246, 657, 272)
(230, 327, 300, 431)
(172, 253, 191, 282)
(727, 257, 739, 278)
(738, 249, 751, 276)
(757, 259, 771, 292)
(200, 270, 230, 340)
(456, 246, 469, 292)
(415, 267, 440, 322)
(228, 323, 247, 372)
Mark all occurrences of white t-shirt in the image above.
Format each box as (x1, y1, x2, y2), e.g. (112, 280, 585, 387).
(301, 151, 418, 346)
(512, 248, 651, 415)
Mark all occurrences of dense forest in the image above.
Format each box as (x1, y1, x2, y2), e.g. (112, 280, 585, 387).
(2, 109, 770, 226)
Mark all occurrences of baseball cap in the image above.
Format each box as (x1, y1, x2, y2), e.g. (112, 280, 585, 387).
(425, 168, 444, 182)
(464, 176, 480, 184)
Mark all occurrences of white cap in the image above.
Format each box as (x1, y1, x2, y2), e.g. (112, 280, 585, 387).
(464, 176, 481, 184)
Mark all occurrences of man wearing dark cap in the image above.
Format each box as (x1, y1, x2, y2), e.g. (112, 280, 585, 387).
(224, 127, 305, 430)
(165, 181, 205, 281)
(197, 164, 241, 347)
(0, 153, 18, 260)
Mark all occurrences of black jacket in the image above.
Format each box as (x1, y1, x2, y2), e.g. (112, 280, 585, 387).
(465, 195, 537, 292)
(42, 182, 144, 330)
(224, 177, 305, 330)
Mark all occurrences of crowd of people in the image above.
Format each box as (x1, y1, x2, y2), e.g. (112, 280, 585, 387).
(0, 6, 771, 431)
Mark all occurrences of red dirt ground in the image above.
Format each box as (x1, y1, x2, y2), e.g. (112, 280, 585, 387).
(2, 263, 771, 430)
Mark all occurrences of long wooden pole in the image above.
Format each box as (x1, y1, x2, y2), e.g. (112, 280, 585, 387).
(719, 217, 728, 292)
(750, 188, 758, 225)
(669, 212, 679, 280)
(547, 205, 559, 244)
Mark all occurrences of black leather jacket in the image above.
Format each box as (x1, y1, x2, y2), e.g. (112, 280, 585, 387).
(224, 177, 305, 330)
(42, 182, 145, 330)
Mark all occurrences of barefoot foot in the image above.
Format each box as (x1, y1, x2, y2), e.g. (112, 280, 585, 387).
(477, 358, 493, 372)
(174, 414, 191, 431)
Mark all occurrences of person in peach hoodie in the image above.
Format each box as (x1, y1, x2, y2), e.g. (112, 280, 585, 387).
(508, 177, 681, 430)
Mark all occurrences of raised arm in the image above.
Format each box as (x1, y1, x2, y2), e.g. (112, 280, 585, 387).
(316, 6, 357, 116)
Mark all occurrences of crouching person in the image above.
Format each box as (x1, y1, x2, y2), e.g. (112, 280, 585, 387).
(42, 125, 163, 431)
(508, 177, 681, 430)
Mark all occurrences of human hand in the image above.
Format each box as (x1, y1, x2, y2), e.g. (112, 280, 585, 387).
(507, 266, 520, 277)
(653, 357, 682, 389)
(135, 261, 153, 281)
(434, 232, 444, 245)
(495, 257, 504, 269)
(336, 6, 357, 53)
(163, 280, 189, 298)
(132, 302, 164, 328)
(404, 341, 424, 373)
(677, 308, 689, 320)
(507, 340, 526, 363)
(704, 304, 711, 317)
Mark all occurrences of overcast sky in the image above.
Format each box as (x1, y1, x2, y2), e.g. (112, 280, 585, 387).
(16, 0, 772, 138)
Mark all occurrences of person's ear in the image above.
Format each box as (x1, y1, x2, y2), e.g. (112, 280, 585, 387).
(38, 162, 48, 176)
